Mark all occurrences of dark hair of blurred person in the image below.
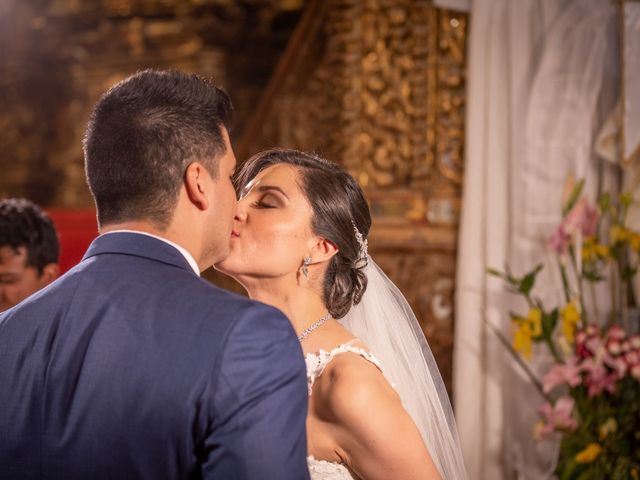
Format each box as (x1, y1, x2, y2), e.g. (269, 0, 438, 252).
(83, 69, 233, 230)
(0, 198, 60, 312)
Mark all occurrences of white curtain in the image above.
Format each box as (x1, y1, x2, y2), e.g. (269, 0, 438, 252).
(454, 1, 619, 478)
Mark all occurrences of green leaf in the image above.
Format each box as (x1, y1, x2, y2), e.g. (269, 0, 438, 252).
(542, 308, 559, 337)
(558, 457, 581, 480)
(609, 243, 623, 260)
(518, 264, 544, 295)
(582, 270, 604, 282)
(620, 192, 633, 208)
(598, 192, 611, 212)
(564, 178, 586, 215)
(576, 468, 596, 480)
(622, 266, 637, 282)
(486, 267, 504, 278)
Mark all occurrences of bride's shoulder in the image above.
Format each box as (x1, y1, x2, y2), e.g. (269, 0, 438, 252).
(315, 350, 400, 420)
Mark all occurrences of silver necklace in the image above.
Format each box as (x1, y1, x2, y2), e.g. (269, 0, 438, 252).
(298, 313, 332, 342)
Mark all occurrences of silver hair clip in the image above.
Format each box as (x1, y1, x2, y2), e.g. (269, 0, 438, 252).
(352, 221, 369, 268)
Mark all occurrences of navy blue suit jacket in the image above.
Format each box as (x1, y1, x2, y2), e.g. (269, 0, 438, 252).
(0, 232, 310, 480)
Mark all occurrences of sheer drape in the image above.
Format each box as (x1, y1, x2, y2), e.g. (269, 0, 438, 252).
(454, 0, 618, 478)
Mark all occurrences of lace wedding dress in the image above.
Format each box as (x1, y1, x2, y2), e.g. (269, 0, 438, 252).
(305, 340, 382, 480)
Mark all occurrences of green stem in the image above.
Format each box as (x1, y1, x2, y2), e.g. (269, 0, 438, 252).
(590, 281, 601, 326)
(622, 274, 629, 329)
(544, 336, 563, 364)
(620, 245, 630, 329)
(568, 245, 589, 327)
(558, 259, 572, 304)
(611, 261, 618, 326)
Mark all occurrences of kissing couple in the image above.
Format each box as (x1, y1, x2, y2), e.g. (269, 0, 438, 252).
(0, 70, 467, 480)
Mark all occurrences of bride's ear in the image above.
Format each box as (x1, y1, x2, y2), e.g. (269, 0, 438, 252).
(184, 162, 210, 211)
(310, 237, 339, 264)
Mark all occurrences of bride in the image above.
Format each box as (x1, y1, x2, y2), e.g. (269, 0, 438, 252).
(215, 149, 467, 479)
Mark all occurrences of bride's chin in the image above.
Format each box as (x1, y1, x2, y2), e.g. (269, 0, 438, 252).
(212, 258, 232, 274)
(213, 261, 247, 283)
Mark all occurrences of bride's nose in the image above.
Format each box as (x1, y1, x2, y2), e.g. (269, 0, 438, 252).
(234, 203, 248, 222)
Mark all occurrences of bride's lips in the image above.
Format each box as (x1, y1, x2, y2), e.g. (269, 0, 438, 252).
(231, 230, 240, 238)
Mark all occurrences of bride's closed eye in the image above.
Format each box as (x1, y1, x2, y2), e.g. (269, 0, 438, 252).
(252, 195, 278, 209)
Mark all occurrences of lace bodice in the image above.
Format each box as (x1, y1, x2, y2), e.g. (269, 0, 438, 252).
(307, 455, 355, 480)
(305, 341, 382, 480)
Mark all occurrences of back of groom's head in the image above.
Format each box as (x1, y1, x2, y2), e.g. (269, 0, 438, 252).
(83, 69, 233, 230)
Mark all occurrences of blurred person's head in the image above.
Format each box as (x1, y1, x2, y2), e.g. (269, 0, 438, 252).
(0, 198, 60, 312)
(83, 69, 237, 267)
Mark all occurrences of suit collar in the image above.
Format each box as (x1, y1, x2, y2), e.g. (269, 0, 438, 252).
(82, 232, 199, 275)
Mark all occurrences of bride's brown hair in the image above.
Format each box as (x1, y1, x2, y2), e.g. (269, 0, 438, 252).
(234, 149, 372, 319)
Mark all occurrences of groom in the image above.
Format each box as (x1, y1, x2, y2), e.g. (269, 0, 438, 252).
(0, 70, 310, 479)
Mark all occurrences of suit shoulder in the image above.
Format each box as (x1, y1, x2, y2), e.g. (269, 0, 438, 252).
(183, 278, 275, 315)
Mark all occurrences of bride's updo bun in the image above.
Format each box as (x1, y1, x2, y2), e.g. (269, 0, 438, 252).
(234, 149, 372, 319)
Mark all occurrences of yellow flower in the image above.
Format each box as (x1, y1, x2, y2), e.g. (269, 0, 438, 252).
(512, 319, 533, 360)
(575, 443, 602, 463)
(594, 243, 610, 258)
(598, 418, 617, 440)
(582, 237, 596, 262)
(630, 233, 640, 252)
(528, 308, 543, 338)
(582, 237, 610, 261)
(610, 225, 631, 244)
(561, 302, 580, 343)
(631, 467, 639, 480)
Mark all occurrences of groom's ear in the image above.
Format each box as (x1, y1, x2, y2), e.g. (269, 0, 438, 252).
(310, 237, 339, 264)
(184, 162, 210, 211)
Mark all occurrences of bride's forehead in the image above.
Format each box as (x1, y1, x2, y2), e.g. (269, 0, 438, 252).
(252, 164, 301, 188)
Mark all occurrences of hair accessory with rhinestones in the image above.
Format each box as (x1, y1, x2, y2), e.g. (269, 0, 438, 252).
(352, 221, 369, 268)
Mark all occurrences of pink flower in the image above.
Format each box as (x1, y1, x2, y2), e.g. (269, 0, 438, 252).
(607, 325, 627, 341)
(548, 225, 571, 255)
(586, 324, 599, 337)
(575, 330, 592, 359)
(564, 198, 598, 237)
(576, 330, 587, 344)
(604, 356, 628, 378)
(631, 364, 640, 381)
(607, 339, 623, 356)
(625, 351, 640, 366)
(543, 357, 582, 393)
(539, 397, 577, 436)
(630, 335, 640, 350)
(585, 336, 603, 356)
(581, 358, 618, 397)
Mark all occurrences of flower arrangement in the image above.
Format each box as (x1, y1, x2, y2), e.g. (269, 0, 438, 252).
(489, 179, 640, 479)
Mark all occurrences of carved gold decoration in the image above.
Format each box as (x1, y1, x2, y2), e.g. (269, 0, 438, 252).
(239, 0, 467, 230)
(0, 0, 305, 205)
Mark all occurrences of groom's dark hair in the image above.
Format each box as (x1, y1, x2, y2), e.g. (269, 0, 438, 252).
(83, 69, 233, 229)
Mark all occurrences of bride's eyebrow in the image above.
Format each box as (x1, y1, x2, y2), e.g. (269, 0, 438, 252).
(256, 185, 289, 200)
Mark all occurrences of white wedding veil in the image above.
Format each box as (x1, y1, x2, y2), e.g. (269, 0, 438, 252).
(339, 259, 468, 480)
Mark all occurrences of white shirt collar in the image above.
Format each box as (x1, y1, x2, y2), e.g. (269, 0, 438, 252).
(101, 230, 200, 276)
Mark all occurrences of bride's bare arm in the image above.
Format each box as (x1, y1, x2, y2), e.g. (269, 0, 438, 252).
(317, 355, 443, 480)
